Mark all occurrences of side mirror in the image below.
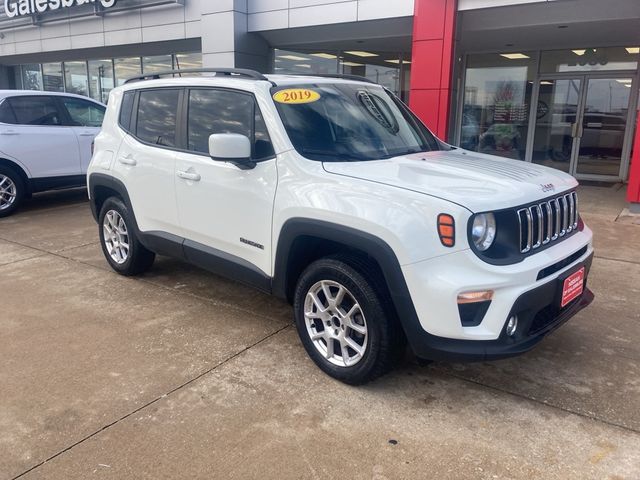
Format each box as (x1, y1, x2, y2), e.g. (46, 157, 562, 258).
(209, 133, 255, 170)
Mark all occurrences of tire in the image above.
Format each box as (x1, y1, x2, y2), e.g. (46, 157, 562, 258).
(0, 166, 25, 218)
(293, 255, 406, 385)
(98, 196, 155, 276)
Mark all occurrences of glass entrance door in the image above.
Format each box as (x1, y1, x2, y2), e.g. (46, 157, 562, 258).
(574, 77, 633, 177)
(531, 77, 582, 173)
(530, 75, 635, 180)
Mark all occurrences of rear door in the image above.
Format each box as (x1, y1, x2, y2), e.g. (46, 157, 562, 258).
(0, 95, 80, 178)
(114, 88, 181, 235)
(59, 96, 106, 174)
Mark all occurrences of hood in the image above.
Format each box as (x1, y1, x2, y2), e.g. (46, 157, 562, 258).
(322, 149, 578, 213)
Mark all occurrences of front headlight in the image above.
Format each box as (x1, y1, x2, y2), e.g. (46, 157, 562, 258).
(471, 213, 496, 251)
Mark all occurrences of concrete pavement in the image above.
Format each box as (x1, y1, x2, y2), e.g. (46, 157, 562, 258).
(0, 185, 639, 479)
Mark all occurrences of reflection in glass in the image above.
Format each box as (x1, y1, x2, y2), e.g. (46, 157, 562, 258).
(62, 98, 105, 127)
(575, 78, 632, 177)
(143, 55, 173, 74)
(274, 49, 338, 75)
(88, 60, 114, 103)
(174, 52, 203, 70)
(42, 63, 64, 92)
(531, 78, 581, 172)
(114, 57, 142, 86)
(64, 61, 89, 96)
(460, 53, 535, 160)
(540, 47, 639, 73)
(21, 64, 42, 90)
(136, 89, 180, 147)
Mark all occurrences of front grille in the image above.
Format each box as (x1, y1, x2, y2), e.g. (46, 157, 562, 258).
(517, 191, 578, 254)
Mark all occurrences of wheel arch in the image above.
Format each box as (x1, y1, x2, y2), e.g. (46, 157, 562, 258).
(273, 218, 422, 338)
(0, 158, 32, 195)
(88, 173, 136, 226)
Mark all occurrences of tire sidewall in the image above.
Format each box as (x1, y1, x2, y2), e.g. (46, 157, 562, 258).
(293, 260, 386, 384)
(0, 166, 25, 218)
(98, 197, 139, 274)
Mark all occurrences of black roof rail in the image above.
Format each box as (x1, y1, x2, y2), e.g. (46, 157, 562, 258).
(124, 68, 270, 84)
(272, 73, 377, 85)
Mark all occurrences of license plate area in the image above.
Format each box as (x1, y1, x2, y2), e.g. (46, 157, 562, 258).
(560, 267, 585, 308)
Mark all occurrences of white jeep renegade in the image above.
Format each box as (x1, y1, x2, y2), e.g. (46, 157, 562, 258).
(88, 69, 594, 384)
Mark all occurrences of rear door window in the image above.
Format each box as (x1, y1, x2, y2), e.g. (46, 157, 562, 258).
(0, 100, 17, 124)
(61, 98, 105, 127)
(135, 89, 180, 147)
(8, 96, 63, 126)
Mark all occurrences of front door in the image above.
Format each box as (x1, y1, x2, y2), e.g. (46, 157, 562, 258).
(530, 74, 636, 181)
(174, 88, 277, 276)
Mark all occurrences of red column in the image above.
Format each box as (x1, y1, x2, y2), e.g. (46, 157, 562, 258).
(627, 110, 640, 207)
(409, 0, 457, 141)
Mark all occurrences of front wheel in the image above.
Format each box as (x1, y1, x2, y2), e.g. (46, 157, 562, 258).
(98, 197, 155, 276)
(293, 256, 405, 384)
(0, 167, 25, 218)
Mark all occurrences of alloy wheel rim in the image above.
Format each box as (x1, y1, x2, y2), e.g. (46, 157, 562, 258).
(0, 174, 17, 211)
(304, 280, 368, 367)
(103, 210, 130, 264)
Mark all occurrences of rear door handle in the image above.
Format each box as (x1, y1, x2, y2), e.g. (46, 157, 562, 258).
(78, 132, 96, 137)
(177, 170, 201, 182)
(118, 155, 137, 166)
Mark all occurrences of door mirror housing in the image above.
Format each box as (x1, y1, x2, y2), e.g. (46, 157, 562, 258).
(209, 133, 255, 170)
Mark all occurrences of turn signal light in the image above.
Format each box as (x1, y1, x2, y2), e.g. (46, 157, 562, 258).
(457, 290, 494, 304)
(438, 214, 455, 247)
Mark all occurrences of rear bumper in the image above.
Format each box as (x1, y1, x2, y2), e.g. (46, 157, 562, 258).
(406, 252, 594, 362)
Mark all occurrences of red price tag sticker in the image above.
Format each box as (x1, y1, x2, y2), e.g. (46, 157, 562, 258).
(273, 89, 321, 104)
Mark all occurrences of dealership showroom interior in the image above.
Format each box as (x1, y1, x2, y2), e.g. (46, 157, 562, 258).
(1, 0, 640, 479)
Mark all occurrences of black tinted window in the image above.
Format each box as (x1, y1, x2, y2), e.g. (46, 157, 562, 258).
(119, 91, 135, 132)
(187, 89, 274, 160)
(136, 89, 179, 147)
(62, 98, 105, 127)
(0, 100, 17, 124)
(8, 96, 63, 126)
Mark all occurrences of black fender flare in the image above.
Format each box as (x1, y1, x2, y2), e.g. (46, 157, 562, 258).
(272, 218, 423, 342)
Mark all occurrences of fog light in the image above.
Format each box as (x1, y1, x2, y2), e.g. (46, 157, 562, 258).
(506, 315, 518, 337)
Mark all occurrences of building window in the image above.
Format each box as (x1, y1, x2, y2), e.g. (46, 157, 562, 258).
(174, 52, 203, 70)
(88, 60, 114, 104)
(273, 49, 411, 101)
(143, 55, 173, 74)
(64, 61, 89, 96)
(540, 47, 639, 73)
(21, 64, 42, 90)
(114, 57, 142, 87)
(459, 52, 536, 160)
(42, 63, 64, 92)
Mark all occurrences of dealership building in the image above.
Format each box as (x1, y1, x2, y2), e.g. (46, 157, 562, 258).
(0, 0, 639, 208)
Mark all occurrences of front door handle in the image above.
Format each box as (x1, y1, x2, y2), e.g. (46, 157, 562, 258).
(118, 155, 137, 166)
(177, 170, 201, 182)
(0, 130, 19, 136)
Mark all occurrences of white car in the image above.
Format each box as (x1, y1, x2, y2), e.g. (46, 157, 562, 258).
(0, 90, 105, 217)
(88, 69, 594, 384)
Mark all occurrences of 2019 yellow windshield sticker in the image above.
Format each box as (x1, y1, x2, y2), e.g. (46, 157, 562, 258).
(273, 89, 321, 104)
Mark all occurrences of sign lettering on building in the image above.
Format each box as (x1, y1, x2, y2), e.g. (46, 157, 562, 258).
(4, 0, 117, 18)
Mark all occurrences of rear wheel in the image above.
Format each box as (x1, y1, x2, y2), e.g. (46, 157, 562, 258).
(0, 167, 25, 218)
(98, 197, 155, 276)
(293, 256, 405, 384)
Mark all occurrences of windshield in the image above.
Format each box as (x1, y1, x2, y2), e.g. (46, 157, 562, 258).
(272, 83, 439, 162)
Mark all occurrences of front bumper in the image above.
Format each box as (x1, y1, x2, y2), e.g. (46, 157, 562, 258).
(396, 228, 594, 362)
(406, 253, 593, 361)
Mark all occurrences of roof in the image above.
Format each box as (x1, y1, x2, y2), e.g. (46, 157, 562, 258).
(0, 90, 105, 105)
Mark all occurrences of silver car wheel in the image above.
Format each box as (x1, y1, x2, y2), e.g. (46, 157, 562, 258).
(304, 280, 368, 367)
(103, 210, 130, 265)
(0, 174, 17, 211)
